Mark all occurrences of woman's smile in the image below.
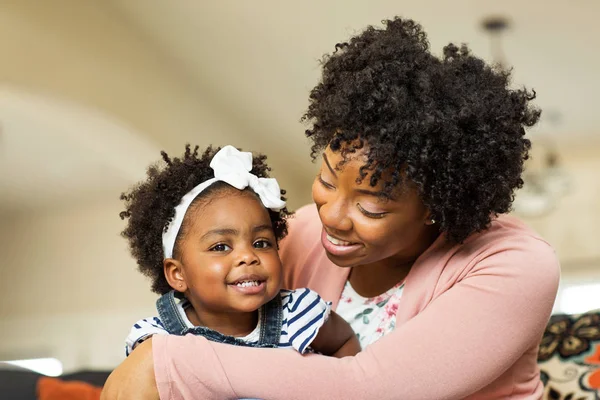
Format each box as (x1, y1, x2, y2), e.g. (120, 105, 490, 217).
(320, 228, 363, 258)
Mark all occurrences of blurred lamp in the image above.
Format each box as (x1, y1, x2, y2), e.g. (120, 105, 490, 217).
(3, 357, 63, 376)
(558, 283, 600, 315)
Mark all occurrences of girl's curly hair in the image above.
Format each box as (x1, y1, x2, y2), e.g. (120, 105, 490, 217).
(303, 17, 540, 242)
(120, 144, 291, 294)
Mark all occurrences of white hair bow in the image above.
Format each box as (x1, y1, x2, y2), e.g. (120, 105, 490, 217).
(162, 145, 286, 258)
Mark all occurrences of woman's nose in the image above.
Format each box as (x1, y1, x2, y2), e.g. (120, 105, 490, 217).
(319, 198, 353, 232)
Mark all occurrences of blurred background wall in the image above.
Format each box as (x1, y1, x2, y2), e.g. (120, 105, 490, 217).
(0, 0, 598, 373)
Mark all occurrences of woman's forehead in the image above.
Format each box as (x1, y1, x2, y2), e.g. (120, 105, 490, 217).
(322, 147, 413, 198)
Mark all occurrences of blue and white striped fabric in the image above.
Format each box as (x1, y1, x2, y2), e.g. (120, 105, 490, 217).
(125, 288, 331, 356)
(279, 288, 331, 353)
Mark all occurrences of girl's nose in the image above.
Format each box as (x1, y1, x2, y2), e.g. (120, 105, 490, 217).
(235, 246, 260, 267)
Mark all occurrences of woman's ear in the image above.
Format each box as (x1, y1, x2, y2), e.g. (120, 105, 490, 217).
(424, 210, 436, 226)
(164, 259, 188, 293)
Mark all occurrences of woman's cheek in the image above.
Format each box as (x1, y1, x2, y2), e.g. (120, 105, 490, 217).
(353, 215, 397, 247)
(311, 179, 326, 205)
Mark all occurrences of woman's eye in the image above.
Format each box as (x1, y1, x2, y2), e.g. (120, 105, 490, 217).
(318, 174, 335, 190)
(357, 203, 387, 219)
(254, 239, 272, 249)
(209, 243, 231, 252)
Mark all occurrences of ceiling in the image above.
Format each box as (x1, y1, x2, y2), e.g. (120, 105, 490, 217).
(103, 0, 600, 265)
(107, 0, 600, 142)
(1, 0, 598, 215)
(0, 87, 159, 213)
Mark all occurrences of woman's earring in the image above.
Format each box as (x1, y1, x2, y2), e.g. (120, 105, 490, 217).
(430, 218, 436, 224)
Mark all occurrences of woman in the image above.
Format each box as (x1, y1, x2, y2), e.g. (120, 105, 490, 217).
(102, 18, 559, 399)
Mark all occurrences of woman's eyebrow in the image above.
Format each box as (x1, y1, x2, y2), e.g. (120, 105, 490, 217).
(322, 154, 337, 177)
(356, 188, 389, 198)
(355, 188, 393, 202)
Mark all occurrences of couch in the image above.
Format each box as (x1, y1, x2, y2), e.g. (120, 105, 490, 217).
(0, 365, 111, 400)
(538, 309, 600, 399)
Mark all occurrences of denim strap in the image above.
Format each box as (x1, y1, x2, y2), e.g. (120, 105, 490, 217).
(156, 290, 189, 335)
(156, 290, 283, 348)
(257, 293, 282, 346)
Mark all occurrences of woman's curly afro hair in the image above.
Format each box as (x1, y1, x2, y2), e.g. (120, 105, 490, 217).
(120, 144, 291, 294)
(303, 17, 540, 243)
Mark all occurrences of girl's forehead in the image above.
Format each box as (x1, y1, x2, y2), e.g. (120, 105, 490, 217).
(187, 190, 270, 226)
(192, 185, 259, 208)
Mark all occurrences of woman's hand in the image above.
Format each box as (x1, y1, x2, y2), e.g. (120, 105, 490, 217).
(100, 339, 160, 400)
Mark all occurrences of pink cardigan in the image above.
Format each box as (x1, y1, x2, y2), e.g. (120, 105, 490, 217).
(153, 204, 560, 399)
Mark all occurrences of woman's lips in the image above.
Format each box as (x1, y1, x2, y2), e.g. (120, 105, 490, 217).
(321, 229, 363, 257)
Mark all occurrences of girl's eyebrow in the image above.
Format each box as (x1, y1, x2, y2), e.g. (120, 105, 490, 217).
(201, 228, 238, 241)
(253, 224, 274, 233)
(200, 224, 273, 240)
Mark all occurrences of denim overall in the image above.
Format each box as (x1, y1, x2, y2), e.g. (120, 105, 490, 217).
(156, 290, 283, 348)
(156, 291, 281, 400)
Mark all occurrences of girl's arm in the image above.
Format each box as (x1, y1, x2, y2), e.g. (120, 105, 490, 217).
(310, 311, 361, 357)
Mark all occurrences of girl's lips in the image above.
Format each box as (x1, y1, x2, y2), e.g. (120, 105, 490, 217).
(228, 280, 266, 295)
(321, 229, 363, 257)
(230, 274, 266, 285)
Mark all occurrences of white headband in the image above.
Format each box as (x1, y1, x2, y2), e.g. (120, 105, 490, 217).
(162, 145, 286, 259)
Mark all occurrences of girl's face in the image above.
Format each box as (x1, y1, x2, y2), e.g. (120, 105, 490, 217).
(312, 145, 438, 269)
(167, 189, 282, 321)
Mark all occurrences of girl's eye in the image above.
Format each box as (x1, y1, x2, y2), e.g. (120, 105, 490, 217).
(254, 239, 272, 249)
(209, 243, 231, 252)
(317, 174, 335, 190)
(357, 203, 387, 219)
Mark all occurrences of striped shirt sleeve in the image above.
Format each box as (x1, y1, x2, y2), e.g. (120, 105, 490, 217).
(125, 317, 167, 356)
(280, 288, 332, 354)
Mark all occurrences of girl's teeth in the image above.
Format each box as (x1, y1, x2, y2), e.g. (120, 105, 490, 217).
(326, 234, 352, 246)
(236, 280, 260, 287)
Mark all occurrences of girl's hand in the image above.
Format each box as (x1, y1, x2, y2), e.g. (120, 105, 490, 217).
(311, 311, 361, 357)
(100, 339, 159, 400)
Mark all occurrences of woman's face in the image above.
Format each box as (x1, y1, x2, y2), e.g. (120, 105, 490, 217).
(312, 146, 438, 269)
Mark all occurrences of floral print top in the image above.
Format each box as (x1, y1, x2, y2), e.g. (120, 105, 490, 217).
(336, 280, 405, 349)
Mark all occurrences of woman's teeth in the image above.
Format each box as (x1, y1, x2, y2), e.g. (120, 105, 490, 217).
(235, 280, 261, 287)
(326, 234, 352, 246)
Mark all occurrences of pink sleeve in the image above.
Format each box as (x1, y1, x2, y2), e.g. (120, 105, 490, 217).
(153, 238, 559, 400)
(279, 204, 321, 290)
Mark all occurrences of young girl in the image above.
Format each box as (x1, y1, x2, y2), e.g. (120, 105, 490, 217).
(120, 144, 360, 358)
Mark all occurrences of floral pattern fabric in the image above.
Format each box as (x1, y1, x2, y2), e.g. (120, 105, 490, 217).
(335, 280, 405, 349)
(538, 311, 600, 399)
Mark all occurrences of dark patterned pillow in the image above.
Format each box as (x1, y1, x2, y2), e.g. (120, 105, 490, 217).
(538, 311, 600, 399)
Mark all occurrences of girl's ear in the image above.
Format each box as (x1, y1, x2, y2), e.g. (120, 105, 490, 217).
(164, 259, 188, 293)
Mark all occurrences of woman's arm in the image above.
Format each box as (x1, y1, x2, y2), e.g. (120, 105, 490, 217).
(101, 339, 159, 400)
(310, 311, 361, 357)
(150, 237, 559, 400)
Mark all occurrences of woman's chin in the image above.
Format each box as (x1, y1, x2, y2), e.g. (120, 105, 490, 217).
(324, 251, 364, 268)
